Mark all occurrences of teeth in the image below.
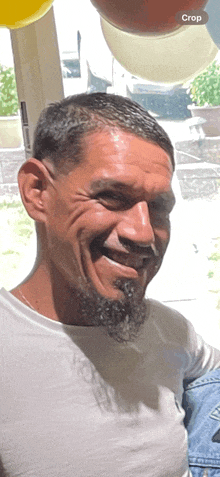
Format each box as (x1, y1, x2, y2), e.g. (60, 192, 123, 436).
(103, 248, 149, 270)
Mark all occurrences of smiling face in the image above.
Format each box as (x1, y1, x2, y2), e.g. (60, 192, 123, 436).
(44, 129, 175, 304)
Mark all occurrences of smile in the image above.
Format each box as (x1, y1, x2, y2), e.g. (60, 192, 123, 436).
(104, 246, 142, 269)
(92, 242, 153, 272)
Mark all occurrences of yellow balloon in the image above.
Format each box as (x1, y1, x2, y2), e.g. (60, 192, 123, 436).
(0, 0, 54, 29)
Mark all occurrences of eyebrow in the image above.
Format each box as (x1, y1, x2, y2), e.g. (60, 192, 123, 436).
(90, 179, 133, 194)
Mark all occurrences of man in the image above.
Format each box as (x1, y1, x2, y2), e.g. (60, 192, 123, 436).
(1, 92, 220, 477)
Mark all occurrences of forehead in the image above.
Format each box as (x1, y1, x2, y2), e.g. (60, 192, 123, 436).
(80, 129, 173, 181)
(53, 129, 174, 198)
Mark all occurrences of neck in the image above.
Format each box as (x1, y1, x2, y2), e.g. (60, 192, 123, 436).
(11, 255, 89, 326)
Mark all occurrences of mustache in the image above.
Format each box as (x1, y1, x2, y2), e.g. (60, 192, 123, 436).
(113, 238, 159, 257)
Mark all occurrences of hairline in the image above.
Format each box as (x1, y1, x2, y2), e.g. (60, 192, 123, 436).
(32, 93, 175, 174)
(44, 125, 174, 177)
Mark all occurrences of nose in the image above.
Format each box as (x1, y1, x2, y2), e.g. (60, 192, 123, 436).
(116, 201, 155, 247)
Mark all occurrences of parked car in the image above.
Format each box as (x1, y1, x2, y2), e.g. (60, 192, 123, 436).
(58, 5, 192, 119)
(61, 30, 112, 96)
(126, 75, 192, 120)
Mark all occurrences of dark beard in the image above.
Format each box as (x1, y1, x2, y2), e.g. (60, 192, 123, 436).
(77, 279, 148, 343)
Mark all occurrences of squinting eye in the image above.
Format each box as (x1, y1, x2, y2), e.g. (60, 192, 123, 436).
(98, 191, 120, 201)
(149, 202, 171, 227)
(149, 201, 166, 214)
(149, 199, 174, 215)
(95, 191, 131, 210)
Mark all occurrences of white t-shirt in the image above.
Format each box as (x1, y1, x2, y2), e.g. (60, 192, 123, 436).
(1, 287, 220, 477)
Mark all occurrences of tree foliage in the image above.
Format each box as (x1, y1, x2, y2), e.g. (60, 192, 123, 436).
(189, 61, 220, 107)
(0, 66, 19, 116)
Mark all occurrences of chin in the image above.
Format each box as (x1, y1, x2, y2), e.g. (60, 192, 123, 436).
(76, 277, 149, 343)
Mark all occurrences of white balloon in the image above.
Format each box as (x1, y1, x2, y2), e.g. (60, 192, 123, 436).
(205, 0, 220, 49)
(101, 19, 218, 84)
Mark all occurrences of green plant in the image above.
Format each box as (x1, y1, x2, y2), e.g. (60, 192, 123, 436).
(208, 251, 220, 261)
(207, 270, 214, 279)
(0, 65, 19, 116)
(189, 60, 220, 107)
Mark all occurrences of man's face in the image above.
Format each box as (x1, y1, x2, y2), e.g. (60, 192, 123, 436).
(45, 129, 175, 307)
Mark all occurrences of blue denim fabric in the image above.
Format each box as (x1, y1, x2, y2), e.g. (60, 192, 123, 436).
(183, 370, 220, 477)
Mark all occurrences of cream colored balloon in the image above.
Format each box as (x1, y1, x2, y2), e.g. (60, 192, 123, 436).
(101, 19, 218, 84)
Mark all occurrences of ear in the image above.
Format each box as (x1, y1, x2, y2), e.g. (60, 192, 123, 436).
(18, 157, 54, 223)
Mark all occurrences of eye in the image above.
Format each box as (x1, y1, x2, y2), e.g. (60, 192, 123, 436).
(95, 191, 132, 210)
(149, 198, 174, 226)
(149, 197, 175, 215)
(149, 201, 167, 214)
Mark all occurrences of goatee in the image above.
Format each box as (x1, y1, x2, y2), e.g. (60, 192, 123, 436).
(77, 279, 148, 343)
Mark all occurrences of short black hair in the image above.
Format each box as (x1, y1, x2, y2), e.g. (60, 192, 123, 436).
(33, 92, 174, 173)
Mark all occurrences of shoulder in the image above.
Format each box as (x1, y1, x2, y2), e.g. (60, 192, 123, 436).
(184, 368, 220, 391)
(145, 298, 193, 347)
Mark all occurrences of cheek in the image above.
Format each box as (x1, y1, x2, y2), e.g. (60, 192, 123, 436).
(45, 197, 73, 237)
(47, 202, 118, 253)
(73, 207, 118, 244)
(45, 207, 119, 288)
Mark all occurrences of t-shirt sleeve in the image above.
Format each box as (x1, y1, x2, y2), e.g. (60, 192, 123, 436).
(183, 318, 220, 379)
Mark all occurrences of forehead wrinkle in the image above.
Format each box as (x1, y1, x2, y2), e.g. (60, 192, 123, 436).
(88, 169, 147, 197)
(90, 149, 173, 179)
(122, 149, 173, 173)
(88, 157, 170, 183)
(83, 129, 173, 169)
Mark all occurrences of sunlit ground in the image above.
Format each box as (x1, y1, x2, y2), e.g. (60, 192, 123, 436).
(0, 200, 36, 291)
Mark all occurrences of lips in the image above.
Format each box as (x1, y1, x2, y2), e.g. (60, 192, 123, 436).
(87, 237, 160, 300)
(103, 246, 147, 269)
(90, 237, 153, 271)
